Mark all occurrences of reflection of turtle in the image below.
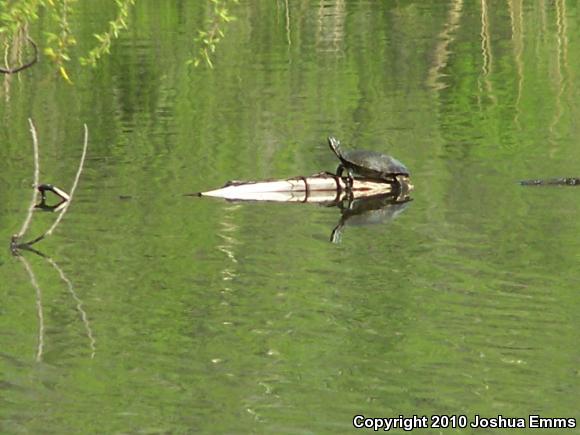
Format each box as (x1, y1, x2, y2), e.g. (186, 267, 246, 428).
(330, 193, 412, 243)
(328, 137, 410, 187)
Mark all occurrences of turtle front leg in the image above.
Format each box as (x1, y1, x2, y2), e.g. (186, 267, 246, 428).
(347, 169, 355, 190)
(340, 167, 355, 203)
(336, 164, 354, 191)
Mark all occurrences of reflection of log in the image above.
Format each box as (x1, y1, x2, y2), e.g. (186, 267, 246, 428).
(199, 173, 413, 203)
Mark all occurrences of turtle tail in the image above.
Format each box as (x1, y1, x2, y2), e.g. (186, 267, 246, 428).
(328, 136, 342, 159)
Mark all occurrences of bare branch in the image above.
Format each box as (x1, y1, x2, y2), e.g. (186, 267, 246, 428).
(46, 255, 96, 359)
(14, 118, 40, 241)
(25, 124, 88, 246)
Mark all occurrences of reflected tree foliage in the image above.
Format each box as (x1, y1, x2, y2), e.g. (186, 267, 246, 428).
(0, 0, 136, 80)
(0, 0, 239, 79)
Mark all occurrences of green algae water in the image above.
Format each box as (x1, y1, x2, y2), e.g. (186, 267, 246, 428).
(1, 1, 580, 433)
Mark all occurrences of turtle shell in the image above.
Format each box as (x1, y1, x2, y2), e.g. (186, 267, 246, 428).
(342, 149, 409, 177)
(328, 137, 410, 178)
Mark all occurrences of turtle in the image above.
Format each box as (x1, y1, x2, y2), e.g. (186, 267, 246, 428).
(328, 137, 410, 187)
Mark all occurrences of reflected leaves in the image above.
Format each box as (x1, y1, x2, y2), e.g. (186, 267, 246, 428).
(190, 0, 240, 68)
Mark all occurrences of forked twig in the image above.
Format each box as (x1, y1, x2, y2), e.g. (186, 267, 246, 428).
(12, 121, 94, 361)
(20, 123, 89, 247)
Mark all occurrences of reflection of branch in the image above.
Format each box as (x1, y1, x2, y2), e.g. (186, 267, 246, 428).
(12, 118, 40, 248)
(0, 37, 38, 74)
(46, 256, 96, 359)
(556, 0, 569, 73)
(16, 255, 44, 362)
(285, 0, 291, 46)
(315, 0, 345, 53)
(16, 245, 97, 360)
(427, 0, 463, 90)
(508, 0, 524, 128)
(23, 124, 89, 247)
(480, 0, 492, 77)
(478, 0, 496, 104)
(550, 0, 569, 136)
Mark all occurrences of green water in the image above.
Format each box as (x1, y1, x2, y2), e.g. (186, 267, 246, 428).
(1, 1, 580, 433)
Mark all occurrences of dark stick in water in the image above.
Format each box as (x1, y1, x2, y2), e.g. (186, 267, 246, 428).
(520, 177, 580, 186)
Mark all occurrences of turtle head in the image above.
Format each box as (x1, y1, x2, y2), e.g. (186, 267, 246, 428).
(328, 136, 342, 159)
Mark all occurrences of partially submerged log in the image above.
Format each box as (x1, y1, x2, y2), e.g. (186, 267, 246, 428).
(199, 172, 412, 203)
(198, 172, 414, 243)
